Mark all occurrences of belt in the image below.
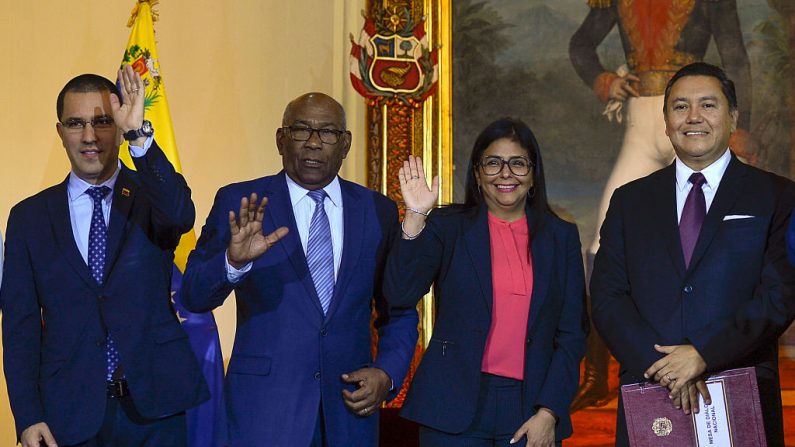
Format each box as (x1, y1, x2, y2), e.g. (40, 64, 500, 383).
(107, 379, 130, 398)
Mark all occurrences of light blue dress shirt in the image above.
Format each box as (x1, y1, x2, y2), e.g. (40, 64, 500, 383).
(67, 137, 153, 263)
(226, 175, 345, 283)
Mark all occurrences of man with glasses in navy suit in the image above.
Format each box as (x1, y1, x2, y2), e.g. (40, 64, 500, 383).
(1, 66, 208, 447)
(182, 92, 418, 446)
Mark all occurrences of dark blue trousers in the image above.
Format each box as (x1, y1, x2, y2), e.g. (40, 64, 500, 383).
(66, 396, 186, 447)
(419, 373, 561, 447)
(420, 373, 521, 446)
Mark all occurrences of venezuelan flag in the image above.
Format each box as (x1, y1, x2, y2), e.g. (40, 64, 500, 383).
(119, 2, 225, 446)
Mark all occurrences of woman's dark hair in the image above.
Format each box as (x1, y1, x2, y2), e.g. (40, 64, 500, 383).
(462, 117, 552, 232)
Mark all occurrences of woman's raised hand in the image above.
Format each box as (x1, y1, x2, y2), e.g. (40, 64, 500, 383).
(398, 155, 439, 213)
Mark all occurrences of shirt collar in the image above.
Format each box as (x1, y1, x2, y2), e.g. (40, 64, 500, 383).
(675, 148, 731, 192)
(285, 173, 343, 209)
(67, 162, 122, 202)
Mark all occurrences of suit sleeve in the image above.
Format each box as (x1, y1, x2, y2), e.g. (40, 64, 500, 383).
(535, 224, 589, 419)
(1, 206, 46, 437)
(688, 180, 795, 370)
(383, 209, 445, 310)
(130, 140, 196, 248)
(372, 201, 419, 399)
(181, 188, 237, 312)
(591, 189, 666, 379)
(569, 5, 619, 101)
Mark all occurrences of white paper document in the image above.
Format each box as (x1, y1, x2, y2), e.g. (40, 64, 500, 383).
(694, 380, 732, 446)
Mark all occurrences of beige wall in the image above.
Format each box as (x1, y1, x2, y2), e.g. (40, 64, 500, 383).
(0, 0, 366, 442)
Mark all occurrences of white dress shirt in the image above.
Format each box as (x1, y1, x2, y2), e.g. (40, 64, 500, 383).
(675, 148, 731, 223)
(226, 175, 345, 282)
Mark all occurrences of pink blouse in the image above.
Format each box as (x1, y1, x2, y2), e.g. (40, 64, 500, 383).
(481, 212, 533, 380)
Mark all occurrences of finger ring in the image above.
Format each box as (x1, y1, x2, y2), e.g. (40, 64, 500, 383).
(412, 176, 419, 179)
(131, 88, 140, 93)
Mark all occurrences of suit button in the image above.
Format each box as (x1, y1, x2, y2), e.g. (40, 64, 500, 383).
(96, 339, 105, 347)
(683, 285, 694, 293)
(526, 338, 533, 346)
(320, 328, 327, 336)
(314, 372, 321, 380)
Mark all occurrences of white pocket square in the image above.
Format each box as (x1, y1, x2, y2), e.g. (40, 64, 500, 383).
(723, 215, 754, 221)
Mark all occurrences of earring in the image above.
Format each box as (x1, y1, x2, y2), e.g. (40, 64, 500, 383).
(527, 187, 535, 199)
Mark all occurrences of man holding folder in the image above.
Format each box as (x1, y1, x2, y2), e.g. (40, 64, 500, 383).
(591, 62, 795, 446)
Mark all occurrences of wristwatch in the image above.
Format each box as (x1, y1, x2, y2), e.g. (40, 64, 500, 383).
(123, 120, 154, 141)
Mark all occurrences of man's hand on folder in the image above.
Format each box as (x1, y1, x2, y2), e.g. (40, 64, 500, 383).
(671, 379, 711, 415)
(643, 344, 711, 414)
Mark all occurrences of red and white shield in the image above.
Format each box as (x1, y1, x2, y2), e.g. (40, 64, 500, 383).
(367, 34, 424, 94)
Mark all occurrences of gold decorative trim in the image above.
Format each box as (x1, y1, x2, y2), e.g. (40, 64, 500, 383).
(588, 0, 613, 8)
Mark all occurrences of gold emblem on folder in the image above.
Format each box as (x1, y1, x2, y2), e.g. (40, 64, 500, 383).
(652, 417, 673, 437)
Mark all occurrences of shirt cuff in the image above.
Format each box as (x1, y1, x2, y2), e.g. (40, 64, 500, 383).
(225, 252, 252, 283)
(128, 135, 155, 158)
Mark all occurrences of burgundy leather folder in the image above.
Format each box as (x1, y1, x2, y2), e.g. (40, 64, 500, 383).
(620, 367, 766, 446)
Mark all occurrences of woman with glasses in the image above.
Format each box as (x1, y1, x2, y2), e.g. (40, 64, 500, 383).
(384, 118, 587, 446)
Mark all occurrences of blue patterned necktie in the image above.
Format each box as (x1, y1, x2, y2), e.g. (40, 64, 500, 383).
(680, 172, 707, 269)
(87, 186, 120, 381)
(306, 189, 335, 314)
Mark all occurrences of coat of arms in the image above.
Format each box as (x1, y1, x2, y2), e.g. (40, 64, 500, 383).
(120, 45, 163, 110)
(350, 5, 438, 106)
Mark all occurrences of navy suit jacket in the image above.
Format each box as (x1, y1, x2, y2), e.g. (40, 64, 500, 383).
(181, 172, 419, 447)
(0, 142, 210, 445)
(383, 205, 587, 440)
(591, 154, 795, 446)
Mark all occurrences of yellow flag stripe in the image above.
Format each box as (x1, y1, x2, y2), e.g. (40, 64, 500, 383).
(121, 1, 194, 271)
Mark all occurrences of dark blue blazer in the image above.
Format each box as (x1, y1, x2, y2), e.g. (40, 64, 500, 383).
(591, 155, 795, 446)
(0, 142, 210, 445)
(181, 172, 419, 447)
(383, 205, 587, 441)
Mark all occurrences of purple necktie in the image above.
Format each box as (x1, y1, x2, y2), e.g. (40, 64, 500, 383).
(680, 172, 706, 268)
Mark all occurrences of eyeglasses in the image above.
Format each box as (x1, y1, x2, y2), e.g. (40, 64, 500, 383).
(282, 126, 347, 144)
(479, 156, 533, 176)
(60, 116, 115, 132)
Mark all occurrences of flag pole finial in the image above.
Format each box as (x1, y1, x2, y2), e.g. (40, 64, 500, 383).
(127, 0, 160, 28)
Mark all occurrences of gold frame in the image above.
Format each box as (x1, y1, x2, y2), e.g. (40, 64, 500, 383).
(366, 0, 452, 349)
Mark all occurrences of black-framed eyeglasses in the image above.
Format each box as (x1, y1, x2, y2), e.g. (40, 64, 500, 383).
(479, 156, 533, 176)
(60, 116, 115, 132)
(282, 126, 347, 144)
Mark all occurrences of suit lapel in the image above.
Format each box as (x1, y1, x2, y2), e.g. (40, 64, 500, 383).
(655, 164, 686, 277)
(687, 155, 746, 272)
(265, 172, 325, 316)
(104, 167, 136, 281)
(325, 179, 363, 322)
(47, 177, 99, 289)
(526, 215, 552, 332)
(464, 206, 494, 315)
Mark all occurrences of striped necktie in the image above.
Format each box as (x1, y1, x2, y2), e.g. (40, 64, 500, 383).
(306, 189, 335, 314)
